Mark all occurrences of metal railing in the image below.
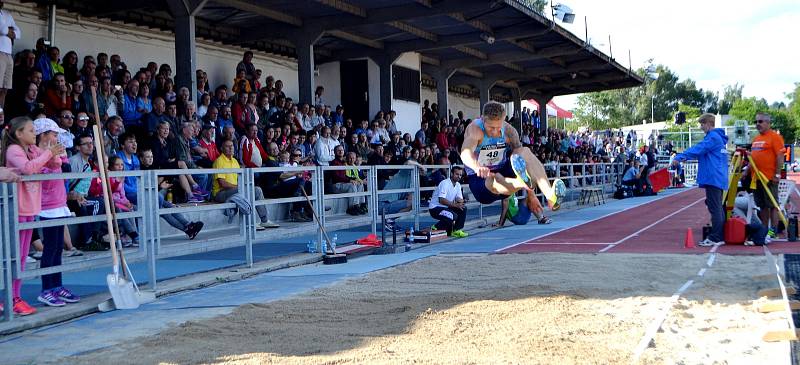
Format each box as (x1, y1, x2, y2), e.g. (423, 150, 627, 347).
(0, 160, 625, 322)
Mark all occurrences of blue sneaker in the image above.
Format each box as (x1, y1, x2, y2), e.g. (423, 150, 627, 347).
(54, 286, 80, 303)
(37, 290, 66, 307)
(510, 154, 533, 190)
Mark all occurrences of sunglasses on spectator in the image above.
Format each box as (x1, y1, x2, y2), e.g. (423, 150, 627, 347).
(756, 120, 768, 124)
(61, 115, 74, 119)
(292, 154, 302, 157)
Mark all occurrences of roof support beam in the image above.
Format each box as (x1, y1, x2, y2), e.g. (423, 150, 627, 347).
(326, 30, 383, 49)
(314, 0, 366, 17)
(316, 0, 491, 30)
(387, 21, 437, 42)
(384, 23, 549, 56)
(442, 45, 581, 70)
(216, 0, 303, 26)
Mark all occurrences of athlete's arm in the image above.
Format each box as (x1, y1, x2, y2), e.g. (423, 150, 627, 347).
(460, 123, 490, 177)
(505, 125, 525, 154)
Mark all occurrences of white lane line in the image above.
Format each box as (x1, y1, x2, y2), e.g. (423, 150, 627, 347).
(496, 189, 700, 252)
(698, 268, 707, 276)
(632, 279, 695, 362)
(524, 242, 613, 246)
(709, 244, 720, 253)
(707, 254, 716, 267)
(598, 197, 705, 253)
(598, 244, 615, 253)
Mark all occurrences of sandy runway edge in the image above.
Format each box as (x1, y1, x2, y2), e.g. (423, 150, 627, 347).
(59, 253, 785, 365)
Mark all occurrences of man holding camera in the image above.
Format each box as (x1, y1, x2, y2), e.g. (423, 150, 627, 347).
(0, 1, 21, 108)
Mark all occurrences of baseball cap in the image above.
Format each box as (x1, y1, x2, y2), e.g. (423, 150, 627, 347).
(33, 118, 67, 136)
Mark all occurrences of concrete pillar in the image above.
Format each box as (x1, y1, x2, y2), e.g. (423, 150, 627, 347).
(376, 55, 399, 113)
(512, 88, 522, 130)
(535, 96, 551, 132)
(293, 32, 322, 106)
(47, 5, 56, 44)
(478, 78, 497, 114)
(173, 15, 197, 100)
(432, 68, 455, 123)
(168, 0, 207, 101)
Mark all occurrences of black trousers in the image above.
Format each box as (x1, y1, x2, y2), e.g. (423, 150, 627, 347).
(429, 206, 466, 233)
(40, 217, 64, 291)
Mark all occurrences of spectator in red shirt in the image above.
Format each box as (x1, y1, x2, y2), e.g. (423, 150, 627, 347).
(43, 73, 71, 117)
(230, 92, 250, 135)
(238, 123, 268, 168)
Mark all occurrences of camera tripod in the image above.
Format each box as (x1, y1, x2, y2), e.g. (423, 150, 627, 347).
(724, 148, 787, 226)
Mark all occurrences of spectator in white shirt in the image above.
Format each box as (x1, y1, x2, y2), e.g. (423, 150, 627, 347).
(0, 1, 20, 107)
(428, 166, 468, 238)
(314, 126, 339, 166)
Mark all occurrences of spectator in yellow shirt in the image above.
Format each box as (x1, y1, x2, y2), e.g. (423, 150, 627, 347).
(212, 139, 279, 229)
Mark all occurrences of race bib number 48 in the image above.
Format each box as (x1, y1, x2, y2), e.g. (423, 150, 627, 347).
(478, 145, 505, 167)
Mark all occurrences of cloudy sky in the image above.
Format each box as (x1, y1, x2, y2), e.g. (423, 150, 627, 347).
(550, 0, 800, 110)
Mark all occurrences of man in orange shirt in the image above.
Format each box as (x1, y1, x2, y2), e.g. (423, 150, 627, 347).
(749, 112, 785, 235)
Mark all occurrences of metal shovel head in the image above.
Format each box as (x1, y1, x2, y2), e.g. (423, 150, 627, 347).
(106, 272, 140, 310)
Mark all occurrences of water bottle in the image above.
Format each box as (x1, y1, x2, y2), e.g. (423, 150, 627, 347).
(331, 234, 338, 251)
(405, 228, 413, 251)
(788, 215, 798, 242)
(307, 240, 317, 253)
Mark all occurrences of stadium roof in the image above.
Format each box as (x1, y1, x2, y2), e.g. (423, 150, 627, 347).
(25, 0, 644, 99)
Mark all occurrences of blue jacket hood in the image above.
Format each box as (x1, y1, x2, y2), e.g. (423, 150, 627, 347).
(675, 128, 729, 190)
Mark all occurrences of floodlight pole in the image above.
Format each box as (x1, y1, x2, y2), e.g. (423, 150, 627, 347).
(651, 95, 655, 124)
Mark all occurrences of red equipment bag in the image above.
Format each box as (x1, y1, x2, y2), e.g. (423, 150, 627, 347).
(649, 168, 670, 193)
(724, 217, 747, 245)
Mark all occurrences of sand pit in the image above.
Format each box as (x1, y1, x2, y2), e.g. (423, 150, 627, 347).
(62, 253, 788, 364)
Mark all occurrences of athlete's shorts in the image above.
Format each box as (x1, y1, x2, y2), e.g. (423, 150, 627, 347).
(508, 203, 532, 225)
(467, 158, 516, 204)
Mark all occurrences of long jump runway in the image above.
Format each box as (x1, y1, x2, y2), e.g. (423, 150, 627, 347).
(499, 188, 800, 255)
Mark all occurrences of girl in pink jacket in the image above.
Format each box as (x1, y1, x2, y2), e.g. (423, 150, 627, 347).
(34, 118, 81, 307)
(0, 116, 65, 316)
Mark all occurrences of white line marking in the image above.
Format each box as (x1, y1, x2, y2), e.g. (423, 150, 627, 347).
(632, 279, 695, 362)
(524, 242, 613, 246)
(598, 197, 705, 253)
(495, 189, 700, 252)
(698, 268, 706, 276)
(598, 244, 615, 253)
(611, 198, 705, 246)
(709, 244, 720, 253)
(706, 254, 716, 267)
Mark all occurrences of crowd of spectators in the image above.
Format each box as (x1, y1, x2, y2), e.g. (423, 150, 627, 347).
(0, 40, 656, 259)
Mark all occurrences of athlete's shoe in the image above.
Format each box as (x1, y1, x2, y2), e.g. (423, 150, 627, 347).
(510, 154, 534, 190)
(549, 178, 566, 211)
(450, 230, 469, 238)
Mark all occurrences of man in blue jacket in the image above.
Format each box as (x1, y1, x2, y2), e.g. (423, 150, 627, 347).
(672, 113, 729, 246)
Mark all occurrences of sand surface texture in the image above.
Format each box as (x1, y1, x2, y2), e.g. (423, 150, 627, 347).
(63, 253, 787, 364)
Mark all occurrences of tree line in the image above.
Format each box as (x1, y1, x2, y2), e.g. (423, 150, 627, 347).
(573, 64, 800, 142)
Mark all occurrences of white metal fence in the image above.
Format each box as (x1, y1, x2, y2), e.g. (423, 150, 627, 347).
(0, 160, 625, 323)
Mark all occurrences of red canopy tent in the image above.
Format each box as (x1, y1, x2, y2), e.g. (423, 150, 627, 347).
(526, 99, 574, 119)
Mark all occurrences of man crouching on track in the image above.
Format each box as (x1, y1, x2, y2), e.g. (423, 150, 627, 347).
(461, 101, 563, 222)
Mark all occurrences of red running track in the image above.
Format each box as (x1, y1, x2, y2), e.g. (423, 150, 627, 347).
(500, 187, 800, 255)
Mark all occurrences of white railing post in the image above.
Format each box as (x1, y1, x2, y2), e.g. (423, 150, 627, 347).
(244, 169, 255, 267)
(316, 166, 325, 250)
(1, 183, 12, 321)
(144, 170, 158, 290)
(413, 166, 421, 231)
(370, 166, 378, 236)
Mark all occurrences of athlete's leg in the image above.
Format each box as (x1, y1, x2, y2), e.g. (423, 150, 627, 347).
(485, 172, 528, 196)
(514, 148, 557, 205)
(525, 192, 544, 218)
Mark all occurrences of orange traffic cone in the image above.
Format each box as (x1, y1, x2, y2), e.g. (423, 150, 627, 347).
(684, 228, 696, 249)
